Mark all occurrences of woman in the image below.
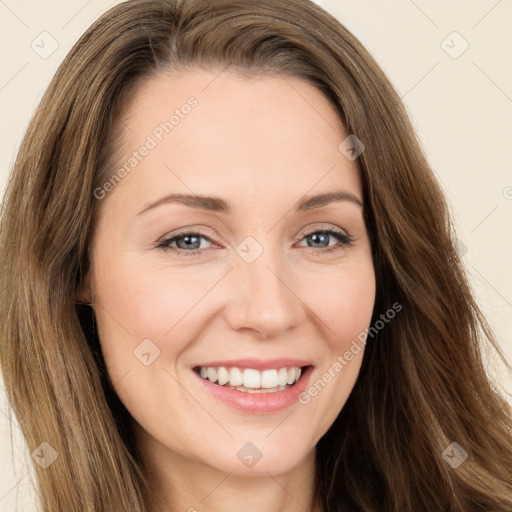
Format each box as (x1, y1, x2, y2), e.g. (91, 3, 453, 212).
(1, 0, 511, 510)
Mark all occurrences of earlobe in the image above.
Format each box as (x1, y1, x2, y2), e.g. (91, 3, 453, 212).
(76, 271, 92, 304)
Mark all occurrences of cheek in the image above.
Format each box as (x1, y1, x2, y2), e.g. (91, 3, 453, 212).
(90, 255, 203, 426)
(309, 263, 376, 347)
(294, 266, 374, 434)
(91, 254, 218, 369)
(93, 249, 375, 360)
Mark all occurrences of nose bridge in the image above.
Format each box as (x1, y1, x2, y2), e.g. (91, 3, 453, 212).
(226, 234, 301, 338)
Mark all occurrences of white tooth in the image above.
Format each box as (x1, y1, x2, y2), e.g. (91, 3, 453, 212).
(206, 367, 218, 383)
(201, 365, 302, 389)
(217, 367, 229, 386)
(277, 367, 289, 386)
(243, 368, 261, 389)
(229, 367, 243, 387)
(261, 369, 278, 388)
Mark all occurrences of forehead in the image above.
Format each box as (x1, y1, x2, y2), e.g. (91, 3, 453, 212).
(110, 68, 362, 210)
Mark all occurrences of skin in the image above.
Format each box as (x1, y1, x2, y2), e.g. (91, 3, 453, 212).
(79, 68, 376, 512)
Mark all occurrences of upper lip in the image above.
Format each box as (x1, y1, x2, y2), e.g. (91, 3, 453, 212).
(192, 358, 313, 371)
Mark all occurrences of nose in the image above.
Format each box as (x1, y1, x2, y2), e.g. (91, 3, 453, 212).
(223, 244, 303, 340)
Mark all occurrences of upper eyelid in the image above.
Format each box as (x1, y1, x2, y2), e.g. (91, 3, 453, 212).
(298, 224, 349, 237)
(161, 224, 348, 240)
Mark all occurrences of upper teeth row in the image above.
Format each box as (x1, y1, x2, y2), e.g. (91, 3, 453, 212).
(198, 366, 302, 389)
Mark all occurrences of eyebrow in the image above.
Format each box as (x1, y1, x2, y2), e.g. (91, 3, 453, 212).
(137, 190, 363, 216)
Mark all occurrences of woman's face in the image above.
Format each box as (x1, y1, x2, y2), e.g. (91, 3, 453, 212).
(82, 68, 375, 477)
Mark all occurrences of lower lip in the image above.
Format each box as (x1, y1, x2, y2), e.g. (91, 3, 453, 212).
(193, 365, 314, 414)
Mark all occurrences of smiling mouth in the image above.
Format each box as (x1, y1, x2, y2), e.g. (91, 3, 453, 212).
(193, 365, 311, 393)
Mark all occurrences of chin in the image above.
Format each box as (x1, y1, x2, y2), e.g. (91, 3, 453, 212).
(201, 440, 313, 477)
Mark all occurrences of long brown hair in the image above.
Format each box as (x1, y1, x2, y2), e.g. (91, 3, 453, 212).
(1, 0, 511, 510)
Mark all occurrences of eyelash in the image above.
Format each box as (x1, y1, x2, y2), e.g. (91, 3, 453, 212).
(155, 225, 355, 257)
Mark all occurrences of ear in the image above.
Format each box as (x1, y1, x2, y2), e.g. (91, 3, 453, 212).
(76, 271, 92, 304)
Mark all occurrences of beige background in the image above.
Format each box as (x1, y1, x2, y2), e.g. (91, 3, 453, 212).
(1, 1, 511, 509)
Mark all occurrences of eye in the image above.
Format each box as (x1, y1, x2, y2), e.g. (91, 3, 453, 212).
(155, 230, 217, 256)
(295, 225, 355, 254)
(155, 225, 355, 257)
